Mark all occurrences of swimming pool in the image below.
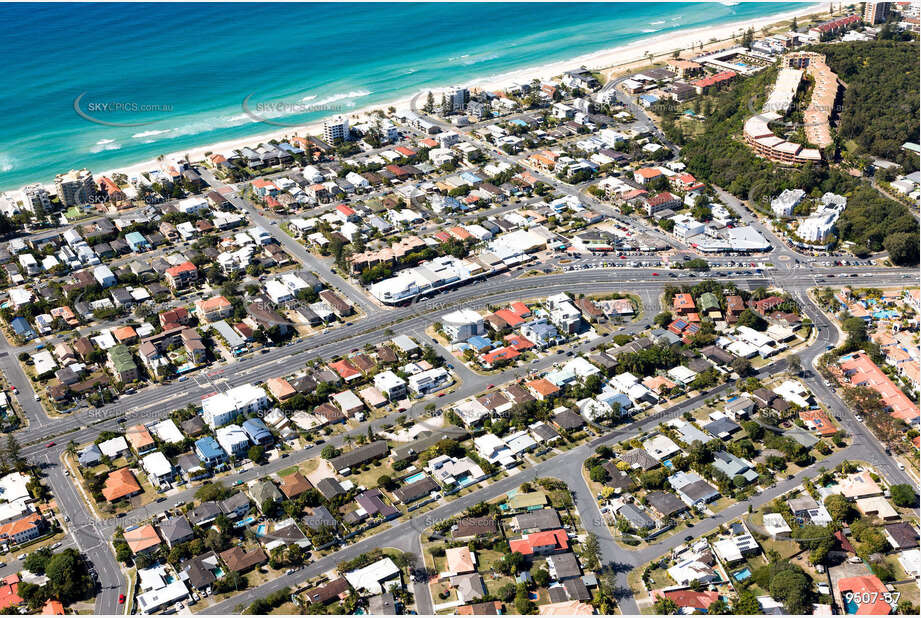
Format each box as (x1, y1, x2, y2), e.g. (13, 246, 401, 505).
(733, 568, 751, 581)
(405, 472, 427, 484)
(845, 598, 859, 614)
(662, 459, 674, 469)
(256, 524, 267, 536)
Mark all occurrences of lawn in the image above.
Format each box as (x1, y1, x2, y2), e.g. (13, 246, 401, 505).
(348, 458, 400, 490)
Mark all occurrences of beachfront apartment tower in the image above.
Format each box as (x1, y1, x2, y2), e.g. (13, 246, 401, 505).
(54, 168, 96, 207)
(323, 116, 350, 143)
(444, 86, 469, 113)
(20, 184, 52, 213)
(863, 2, 890, 25)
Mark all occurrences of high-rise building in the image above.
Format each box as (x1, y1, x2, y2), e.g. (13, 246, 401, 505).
(54, 168, 95, 206)
(444, 86, 468, 113)
(20, 184, 52, 213)
(323, 116, 350, 143)
(863, 2, 890, 25)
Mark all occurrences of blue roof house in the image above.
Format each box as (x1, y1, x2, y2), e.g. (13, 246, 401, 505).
(125, 231, 150, 252)
(10, 317, 36, 341)
(195, 436, 228, 468)
(241, 418, 273, 447)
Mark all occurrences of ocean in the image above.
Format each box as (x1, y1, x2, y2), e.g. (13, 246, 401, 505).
(0, 2, 805, 191)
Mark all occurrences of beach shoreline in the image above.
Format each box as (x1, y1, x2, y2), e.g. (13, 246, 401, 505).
(28, 2, 826, 195)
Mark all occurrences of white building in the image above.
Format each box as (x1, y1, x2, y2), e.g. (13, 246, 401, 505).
(323, 116, 350, 143)
(373, 370, 407, 400)
(441, 308, 484, 342)
(142, 452, 175, 488)
(797, 209, 838, 243)
(202, 383, 269, 429)
(770, 189, 805, 218)
(344, 557, 402, 595)
(408, 367, 450, 395)
(215, 424, 251, 458)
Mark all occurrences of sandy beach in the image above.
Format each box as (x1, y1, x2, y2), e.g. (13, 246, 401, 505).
(75, 2, 825, 191)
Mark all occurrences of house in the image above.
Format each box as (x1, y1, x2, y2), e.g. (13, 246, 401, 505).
(445, 546, 477, 576)
(509, 529, 569, 556)
(279, 472, 312, 500)
(159, 516, 194, 548)
(102, 468, 142, 502)
(668, 470, 720, 507)
(344, 557, 402, 595)
(884, 523, 919, 551)
(194, 436, 228, 468)
(510, 509, 562, 533)
(124, 524, 162, 554)
(219, 546, 268, 573)
(453, 517, 498, 540)
(330, 441, 389, 473)
(241, 417, 273, 447)
(250, 480, 283, 508)
(393, 476, 440, 504)
(645, 491, 688, 519)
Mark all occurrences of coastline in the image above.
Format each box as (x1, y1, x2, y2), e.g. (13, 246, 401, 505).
(28, 2, 825, 195)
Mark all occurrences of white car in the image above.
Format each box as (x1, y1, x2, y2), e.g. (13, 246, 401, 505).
(855, 415, 864, 422)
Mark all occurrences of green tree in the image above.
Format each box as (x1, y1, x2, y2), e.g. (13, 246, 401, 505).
(890, 484, 917, 508)
(45, 549, 94, 603)
(732, 589, 762, 615)
(654, 597, 680, 614)
(708, 598, 732, 614)
(531, 568, 550, 587)
(581, 533, 602, 571)
(321, 445, 340, 460)
(824, 494, 856, 523)
(23, 547, 53, 575)
(247, 445, 265, 463)
(770, 568, 812, 615)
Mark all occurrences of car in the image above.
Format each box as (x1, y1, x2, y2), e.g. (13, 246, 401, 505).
(437, 392, 445, 397)
(51, 542, 63, 550)
(487, 384, 494, 389)
(855, 415, 863, 422)
(898, 463, 905, 470)
(16, 554, 26, 561)
(10, 386, 17, 394)
(651, 272, 658, 276)
(684, 535, 693, 542)
(45, 442, 55, 448)
(63, 515, 70, 522)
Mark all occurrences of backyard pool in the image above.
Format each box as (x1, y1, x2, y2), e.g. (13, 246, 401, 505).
(234, 515, 257, 528)
(405, 472, 427, 484)
(845, 598, 859, 614)
(256, 524, 267, 536)
(733, 568, 752, 581)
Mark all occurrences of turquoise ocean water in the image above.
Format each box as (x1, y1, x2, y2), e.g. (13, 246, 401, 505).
(0, 2, 805, 190)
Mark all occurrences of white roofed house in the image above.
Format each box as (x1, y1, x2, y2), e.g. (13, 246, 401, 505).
(142, 452, 176, 489)
(642, 434, 681, 461)
(215, 424, 250, 459)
